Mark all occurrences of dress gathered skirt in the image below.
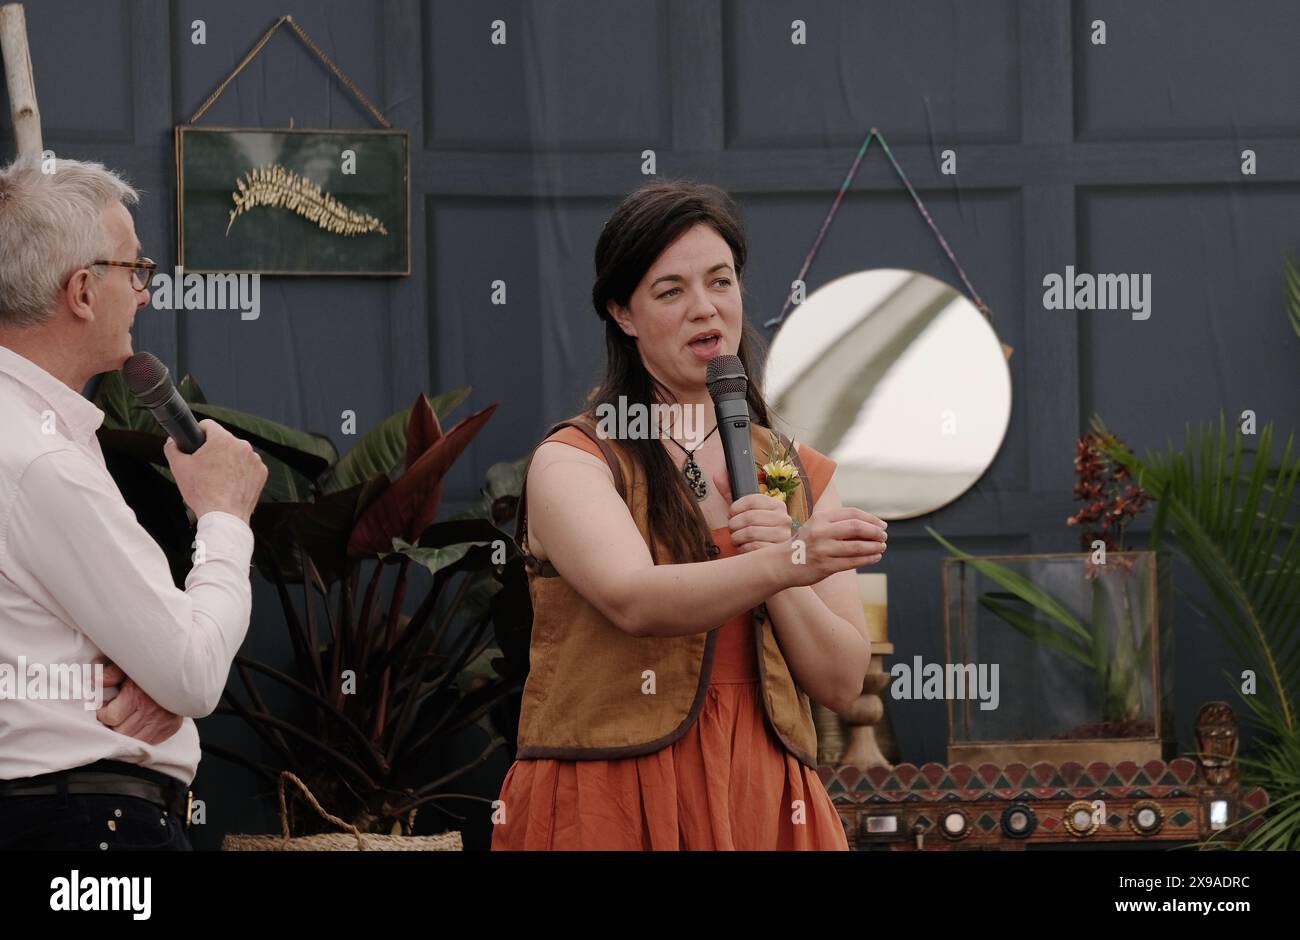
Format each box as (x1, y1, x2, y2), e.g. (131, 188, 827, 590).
(492, 429, 849, 851)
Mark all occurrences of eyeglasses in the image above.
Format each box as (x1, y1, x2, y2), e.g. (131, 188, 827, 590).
(89, 257, 157, 291)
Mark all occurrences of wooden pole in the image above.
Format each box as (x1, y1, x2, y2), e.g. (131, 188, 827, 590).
(0, 3, 42, 157)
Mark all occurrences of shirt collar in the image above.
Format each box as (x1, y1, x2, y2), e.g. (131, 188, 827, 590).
(0, 344, 106, 445)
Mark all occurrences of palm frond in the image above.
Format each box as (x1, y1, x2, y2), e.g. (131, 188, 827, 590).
(1091, 410, 1300, 850)
(1091, 412, 1300, 732)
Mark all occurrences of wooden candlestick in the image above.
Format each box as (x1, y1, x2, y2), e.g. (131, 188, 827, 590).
(815, 573, 899, 769)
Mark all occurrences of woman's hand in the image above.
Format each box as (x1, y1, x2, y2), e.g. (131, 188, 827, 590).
(713, 468, 887, 584)
(782, 506, 887, 588)
(712, 469, 796, 553)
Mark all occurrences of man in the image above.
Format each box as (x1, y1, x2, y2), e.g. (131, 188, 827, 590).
(0, 155, 268, 849)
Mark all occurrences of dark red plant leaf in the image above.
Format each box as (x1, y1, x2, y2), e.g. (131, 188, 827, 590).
(348, 403, 498, 559)
(404, 393, 443, 472)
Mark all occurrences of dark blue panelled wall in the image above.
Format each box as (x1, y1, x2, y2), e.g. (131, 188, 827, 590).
(2, 1, 1297, 848)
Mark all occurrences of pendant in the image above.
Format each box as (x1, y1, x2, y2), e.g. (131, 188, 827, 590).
(683, 452, 708, 500)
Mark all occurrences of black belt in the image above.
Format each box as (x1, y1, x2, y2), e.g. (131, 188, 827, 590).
(0, 759, 192, 827)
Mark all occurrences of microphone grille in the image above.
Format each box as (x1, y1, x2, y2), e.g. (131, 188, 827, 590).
(122, 352, 171, 403)
(706, 354, 748, 400)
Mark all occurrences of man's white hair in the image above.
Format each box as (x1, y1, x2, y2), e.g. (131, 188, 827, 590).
(0, 155, 140, 329)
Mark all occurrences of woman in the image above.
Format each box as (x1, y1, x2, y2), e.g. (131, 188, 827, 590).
(491, 180, 887, 851)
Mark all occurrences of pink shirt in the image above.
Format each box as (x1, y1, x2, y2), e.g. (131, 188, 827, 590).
(0, 345, 254, 784)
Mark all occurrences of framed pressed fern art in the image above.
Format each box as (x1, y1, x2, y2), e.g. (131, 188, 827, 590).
(174, 16, 410, 276)
(176, 126, 410, 276)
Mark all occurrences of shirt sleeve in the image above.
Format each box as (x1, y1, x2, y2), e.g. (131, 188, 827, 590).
(3, 448, 254, 718)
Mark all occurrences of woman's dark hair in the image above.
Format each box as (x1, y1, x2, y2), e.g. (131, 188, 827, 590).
(584, 178, 777, 564)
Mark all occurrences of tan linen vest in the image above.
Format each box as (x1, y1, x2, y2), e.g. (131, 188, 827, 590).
(511, 414, 821, 768)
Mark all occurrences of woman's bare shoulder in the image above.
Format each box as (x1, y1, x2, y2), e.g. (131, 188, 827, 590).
(530, 436, 614, 479)
(524, 437, 617, 562)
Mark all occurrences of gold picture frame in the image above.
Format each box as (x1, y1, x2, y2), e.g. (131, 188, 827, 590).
(175, 125, 410, 277)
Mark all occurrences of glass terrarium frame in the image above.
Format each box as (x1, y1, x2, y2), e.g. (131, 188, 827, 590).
(941, 551, 1173, 766)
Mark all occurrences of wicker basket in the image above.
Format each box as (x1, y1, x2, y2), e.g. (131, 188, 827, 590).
(222, 772, 463, 851)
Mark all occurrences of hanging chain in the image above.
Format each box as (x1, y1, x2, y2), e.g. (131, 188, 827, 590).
(766, 127, 991, 329)
(188, 15, 391, 128)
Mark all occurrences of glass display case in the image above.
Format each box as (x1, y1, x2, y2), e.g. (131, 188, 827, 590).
(942, 551, 1174, 765)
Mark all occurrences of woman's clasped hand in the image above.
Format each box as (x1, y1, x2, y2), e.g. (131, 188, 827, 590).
(712, 467, 887, 585)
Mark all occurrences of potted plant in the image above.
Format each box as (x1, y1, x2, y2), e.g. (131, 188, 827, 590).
(929, 429, 1170, 765)
(1092, 410, 1298, 849)
(95, 376, 533, 846)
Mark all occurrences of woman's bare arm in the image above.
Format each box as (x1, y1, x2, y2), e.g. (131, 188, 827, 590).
(763, 476, 875, 712)
(525, 441, 794, 638)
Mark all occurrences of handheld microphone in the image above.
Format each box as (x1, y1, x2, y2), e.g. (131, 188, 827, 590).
(122, 352, 207, 454)
(706, 354, 759, 500)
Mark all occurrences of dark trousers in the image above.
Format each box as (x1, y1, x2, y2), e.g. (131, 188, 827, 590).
(0, 762, 192, 851)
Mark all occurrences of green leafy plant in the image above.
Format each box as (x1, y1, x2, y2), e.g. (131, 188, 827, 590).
(930, 431, 1155, 729)
(95, 376, 533, 835)
(1091, 412, 1299, 849)
(929, 532, 1153, 727)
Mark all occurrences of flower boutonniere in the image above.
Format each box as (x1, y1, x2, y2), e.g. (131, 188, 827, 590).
(756, 431, 802, 504)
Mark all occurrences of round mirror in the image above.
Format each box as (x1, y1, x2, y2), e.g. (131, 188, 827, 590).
(764, 269, 1012, 520)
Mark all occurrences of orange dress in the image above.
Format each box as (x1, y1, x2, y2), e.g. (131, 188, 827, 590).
(491, 429, 849, 851)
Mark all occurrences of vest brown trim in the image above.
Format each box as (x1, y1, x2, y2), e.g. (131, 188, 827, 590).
(750, 429, 820, 769)
(752, 616, 818, 768)
(514, 624, 720, 761)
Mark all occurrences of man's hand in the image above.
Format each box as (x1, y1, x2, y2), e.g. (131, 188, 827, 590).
(163, 419, 269, 524)
(96, 663, 184, 745)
